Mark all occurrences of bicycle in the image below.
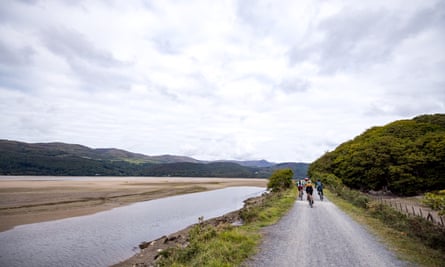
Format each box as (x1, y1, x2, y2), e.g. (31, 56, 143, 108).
(298, 186, 304, 200)
(307, 193, 314, 208)
(305, 182, 315, 208)
(318, 189, 324, 201)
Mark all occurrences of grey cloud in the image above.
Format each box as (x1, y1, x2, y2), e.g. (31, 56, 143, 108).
(236, 0, 276, 36)
(0, 40, 35, 66)
(316, 9, 392, 73)
(17, 0, 39, 4)
(41, 27, 122, 67)
(152, 35, 182, 55)
(0, 71, 31, 92)
(289, 3, 445, 74)
(188, 72, 218, 98)
(0, 2, 23, 24)
(39, 27, 131, 90)
(365, 83, 445, 118)
(67, 57, 131, 91)
(0, 40, 36, 91)
(277, 77, 309, 93)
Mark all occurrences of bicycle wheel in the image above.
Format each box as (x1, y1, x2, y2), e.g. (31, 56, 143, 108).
(319, 191, 323, 201)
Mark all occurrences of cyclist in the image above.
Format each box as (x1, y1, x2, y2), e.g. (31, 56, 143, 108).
(297, 180, 304, 200)
(316, 179, 324, 201)
(305, 180, 314, 207)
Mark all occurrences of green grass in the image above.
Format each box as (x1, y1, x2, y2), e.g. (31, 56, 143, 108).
(326, 190, 445, 267)
(157, 187, 297, 266)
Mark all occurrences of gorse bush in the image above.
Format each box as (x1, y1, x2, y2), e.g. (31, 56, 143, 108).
(267, 168, 294, 192)
(423, 191, 445, 216)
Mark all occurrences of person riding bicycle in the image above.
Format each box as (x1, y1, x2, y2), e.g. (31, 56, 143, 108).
(316, 180, 323, 194)
(305, 181, 314, 205)
(297, 180, 304, 200)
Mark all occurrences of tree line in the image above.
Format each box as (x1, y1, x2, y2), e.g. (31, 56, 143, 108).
(0, 141, 308, 178)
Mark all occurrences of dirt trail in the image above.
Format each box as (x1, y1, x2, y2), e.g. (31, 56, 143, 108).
(243, 194, 415, 267)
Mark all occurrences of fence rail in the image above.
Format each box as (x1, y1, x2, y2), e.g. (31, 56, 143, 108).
(372, 197, 444, 227)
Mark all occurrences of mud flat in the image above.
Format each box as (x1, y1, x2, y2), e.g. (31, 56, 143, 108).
(0, 176, 267, 232)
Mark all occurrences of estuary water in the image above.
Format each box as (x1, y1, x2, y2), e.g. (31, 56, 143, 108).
(0, 186, 265, 267)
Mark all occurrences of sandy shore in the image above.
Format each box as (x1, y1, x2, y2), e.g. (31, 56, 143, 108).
(0, 176, 267, 232)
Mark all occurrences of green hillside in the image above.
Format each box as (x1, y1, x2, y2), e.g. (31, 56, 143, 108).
(309, 114, 445, 196)
(0, 140, 309, 178)
(0, 140, 200, 164)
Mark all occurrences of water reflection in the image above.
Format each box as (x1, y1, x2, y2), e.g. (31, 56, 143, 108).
(0, 186, 264, 267)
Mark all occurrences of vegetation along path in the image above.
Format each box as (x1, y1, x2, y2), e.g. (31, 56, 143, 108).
(244, 195, 414, 267)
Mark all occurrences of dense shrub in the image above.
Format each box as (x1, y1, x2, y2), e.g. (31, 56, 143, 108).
(267, 168, 294, 192)
(423, 190, 445, 215)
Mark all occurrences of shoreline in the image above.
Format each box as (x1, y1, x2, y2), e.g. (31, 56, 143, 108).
(112, 193, 267, 267)
(0, 177, 267, 232)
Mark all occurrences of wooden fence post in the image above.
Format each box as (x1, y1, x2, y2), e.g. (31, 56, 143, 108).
(427, 213, 433, 223)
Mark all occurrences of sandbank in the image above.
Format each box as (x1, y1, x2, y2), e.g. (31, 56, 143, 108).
(0, 176, 267, 232)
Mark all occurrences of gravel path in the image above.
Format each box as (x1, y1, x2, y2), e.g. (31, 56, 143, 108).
(243, 194, 415, 267)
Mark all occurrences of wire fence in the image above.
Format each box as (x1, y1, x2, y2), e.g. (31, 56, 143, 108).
(373, 196, 444, 227)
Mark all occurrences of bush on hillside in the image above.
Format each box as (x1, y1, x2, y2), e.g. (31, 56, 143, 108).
(423, 190, 445, 216)
(267, 168, 294, 192)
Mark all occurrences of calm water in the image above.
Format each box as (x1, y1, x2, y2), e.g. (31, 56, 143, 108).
(0, 186, 265, 267)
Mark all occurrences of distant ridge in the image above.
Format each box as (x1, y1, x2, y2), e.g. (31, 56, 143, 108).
(0, 139, 309, 178)
(0, 140, 201, 164)
(214, 159, 276, 168)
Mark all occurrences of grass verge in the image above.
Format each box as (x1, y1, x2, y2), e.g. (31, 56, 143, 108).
(325, 190, 445, 267)
(157, 187, 297, 267)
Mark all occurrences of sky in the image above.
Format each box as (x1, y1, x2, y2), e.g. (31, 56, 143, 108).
(0, 0, 444, 163)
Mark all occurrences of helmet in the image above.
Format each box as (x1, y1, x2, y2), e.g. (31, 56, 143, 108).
(304, 178, 309, 181)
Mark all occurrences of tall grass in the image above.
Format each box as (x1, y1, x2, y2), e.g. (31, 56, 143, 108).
(157, 187, 297, 266)
(317, 170, 445, 266)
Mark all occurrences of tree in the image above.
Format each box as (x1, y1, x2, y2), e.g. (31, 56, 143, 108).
(267, 168, 294, 192)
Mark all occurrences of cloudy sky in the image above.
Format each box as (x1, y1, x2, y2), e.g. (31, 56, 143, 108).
(0, 0, 444, 163)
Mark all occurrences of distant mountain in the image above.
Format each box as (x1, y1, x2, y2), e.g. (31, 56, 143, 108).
(143, 162, 257, 178)
(0, 140, 200, 164)
(253, 162, 309, 179)
(0, 139, 309, 178)
(215, 159, 276, 168)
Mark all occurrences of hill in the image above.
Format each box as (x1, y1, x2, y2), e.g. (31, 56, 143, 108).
(0, 140, 200, 164)
(308, 114, 445, 195)
(0, 140, 309, 178)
